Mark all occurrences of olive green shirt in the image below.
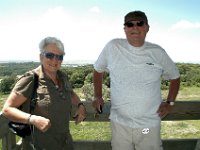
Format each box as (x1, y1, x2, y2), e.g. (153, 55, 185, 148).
(13, 66, 74, 150)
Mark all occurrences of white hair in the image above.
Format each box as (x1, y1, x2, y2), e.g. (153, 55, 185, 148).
(39, 37, 65, 54)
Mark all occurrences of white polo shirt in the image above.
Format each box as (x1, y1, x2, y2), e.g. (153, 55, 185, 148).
(94, 38, 180, 128)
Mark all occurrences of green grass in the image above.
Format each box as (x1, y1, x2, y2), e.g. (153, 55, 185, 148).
(70, 121, 111, 140)
(0, 94, 8, 110)
(162, 86, 200, 101)
(161, 120, 200, 139)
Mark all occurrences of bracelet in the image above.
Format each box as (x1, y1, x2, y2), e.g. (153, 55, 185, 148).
(27, 114, 32, 124)
(77, 102, 84, 108)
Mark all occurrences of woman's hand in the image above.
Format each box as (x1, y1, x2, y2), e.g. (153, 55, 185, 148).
(73, 104, 87, 124)
(29, 115, 51, 132)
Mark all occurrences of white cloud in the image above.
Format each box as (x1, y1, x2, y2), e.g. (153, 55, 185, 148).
(89, 6, 100, 13)
(1, 7, 199, 63)
(170, 20, 200, 30)
(0, 6, 123, 62)
(147, 21, 200, 63)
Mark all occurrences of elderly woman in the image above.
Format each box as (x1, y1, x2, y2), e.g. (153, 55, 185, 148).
(2, 36, 86, 150)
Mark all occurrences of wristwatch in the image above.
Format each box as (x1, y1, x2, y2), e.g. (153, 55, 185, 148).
(166, 101, 175, 106)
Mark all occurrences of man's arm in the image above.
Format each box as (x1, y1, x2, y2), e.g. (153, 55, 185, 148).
(93, 70, 103, 99)
(157, 77, 180, 118)
(93, 70, 104, 113)
(166, 77, 180, 102)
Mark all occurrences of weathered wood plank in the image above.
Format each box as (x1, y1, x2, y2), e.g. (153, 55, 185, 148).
(0, 113, 9, 139)
(71, 101, 200, 121)
(195, 139, 200, 150)
(74, 140, 111, 150)
(162, 139, 198, 150)
(2, 132, 17, 150)
(73, 139, 199, 150)
(163, 101, 200, 120)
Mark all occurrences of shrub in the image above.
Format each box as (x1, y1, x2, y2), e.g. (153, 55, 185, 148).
(82, 83, 110, 101)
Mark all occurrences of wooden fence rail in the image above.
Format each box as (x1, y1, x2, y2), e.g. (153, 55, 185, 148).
(1, 101, 200, 150)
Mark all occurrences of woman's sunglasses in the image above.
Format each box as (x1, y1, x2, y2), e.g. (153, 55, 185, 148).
(124, 21, 145, 28)
(42, 52, 64, 61)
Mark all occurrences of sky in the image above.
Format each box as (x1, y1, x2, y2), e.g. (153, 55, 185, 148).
(0, 0, 200, 63)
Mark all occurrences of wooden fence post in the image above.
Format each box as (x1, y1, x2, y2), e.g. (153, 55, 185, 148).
(195, 139, 200, 150)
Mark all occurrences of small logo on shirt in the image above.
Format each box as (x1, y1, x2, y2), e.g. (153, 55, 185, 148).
(142, 128, 150, 134)
(146, 62, 154, 65)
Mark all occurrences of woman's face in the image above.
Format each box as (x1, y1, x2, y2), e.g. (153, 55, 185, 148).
(40, 43, 64, 74)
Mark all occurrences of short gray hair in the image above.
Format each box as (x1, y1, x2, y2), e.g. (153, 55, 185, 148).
(39, 37, 65, 54)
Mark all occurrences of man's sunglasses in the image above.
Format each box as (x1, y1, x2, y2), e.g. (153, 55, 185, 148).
(124, 21, 145, 28)
(42, 52, 64, 61)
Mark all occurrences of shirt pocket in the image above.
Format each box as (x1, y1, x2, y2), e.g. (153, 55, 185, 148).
(35, 85, 51, 117)
(138, 63, 163, 84)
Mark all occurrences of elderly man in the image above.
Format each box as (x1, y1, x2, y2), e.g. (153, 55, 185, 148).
(93, 11, 180, 150)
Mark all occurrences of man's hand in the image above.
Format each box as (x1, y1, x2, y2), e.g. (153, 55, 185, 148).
(92, 97, 104, 114)
(157, 102, 173, 119)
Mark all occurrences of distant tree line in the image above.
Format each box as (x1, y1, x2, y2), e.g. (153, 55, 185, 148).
(0, 62, 40, 77)
(0, 62, 200, 98)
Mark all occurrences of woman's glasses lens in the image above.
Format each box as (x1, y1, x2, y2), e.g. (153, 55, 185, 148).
(124, 21, 145, 27)
(43, 52, 63, 61)
(45, 53, 54, 59)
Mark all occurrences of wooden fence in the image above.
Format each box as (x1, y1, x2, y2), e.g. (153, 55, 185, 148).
(0, 101, 200, 150)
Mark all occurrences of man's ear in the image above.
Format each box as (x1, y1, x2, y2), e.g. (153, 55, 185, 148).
(146, 25, 150, 32)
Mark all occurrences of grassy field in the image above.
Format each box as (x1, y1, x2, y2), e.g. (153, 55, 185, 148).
(162, 86, 200, 101)
(0, 86, 200, 141)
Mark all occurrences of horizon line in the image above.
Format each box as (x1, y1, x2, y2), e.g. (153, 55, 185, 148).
(0, 60, 200, 64)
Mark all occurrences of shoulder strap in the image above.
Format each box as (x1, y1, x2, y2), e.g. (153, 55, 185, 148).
(29, 72, 39, 113)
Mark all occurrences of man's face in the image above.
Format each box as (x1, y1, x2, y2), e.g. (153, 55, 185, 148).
(124, 20, 149, 47)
